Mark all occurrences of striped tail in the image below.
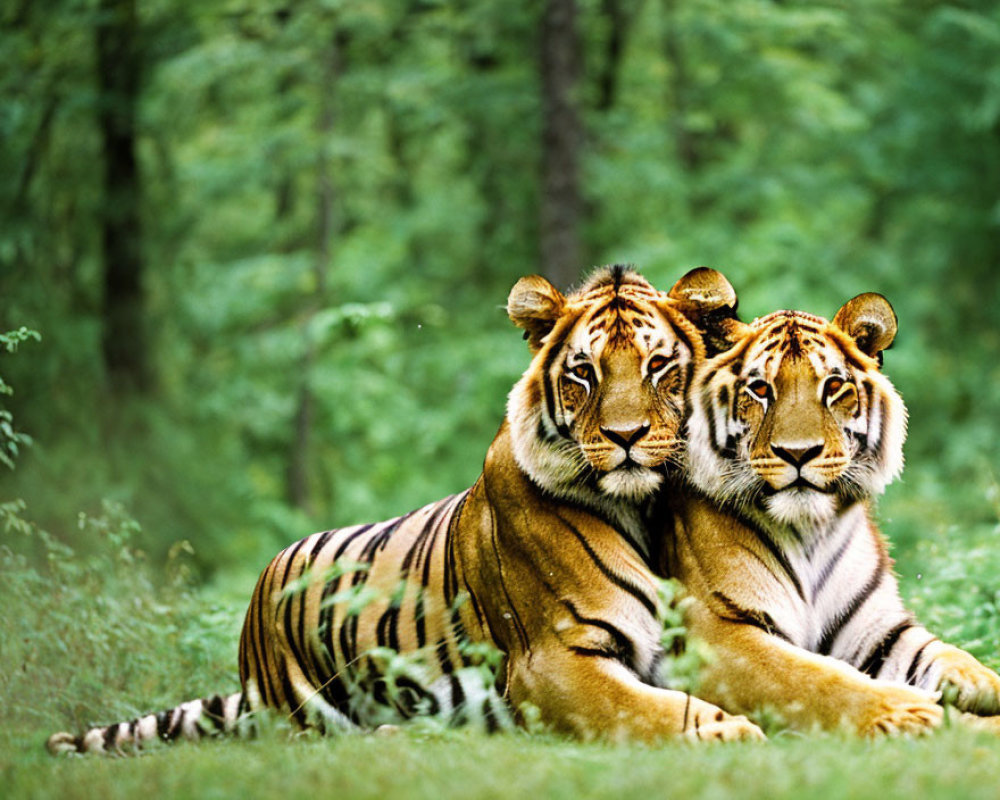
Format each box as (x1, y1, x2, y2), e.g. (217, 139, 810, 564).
(46, 691, 246, 755)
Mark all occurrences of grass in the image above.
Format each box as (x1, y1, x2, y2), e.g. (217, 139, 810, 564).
(7, 721, 1000, 800)
(3, 474, 1000, 800)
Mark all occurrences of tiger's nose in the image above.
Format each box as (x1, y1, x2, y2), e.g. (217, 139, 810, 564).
(601, 423, 651, 450)
(771, 443, 824, 468)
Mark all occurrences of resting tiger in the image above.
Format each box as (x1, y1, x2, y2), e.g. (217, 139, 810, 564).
(47, 265, 764, 754)
(663, 293, 1000, 735)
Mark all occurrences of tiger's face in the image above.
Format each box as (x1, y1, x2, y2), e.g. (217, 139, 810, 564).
(507, 265, 736, 505)
(686, 293, 905, 525)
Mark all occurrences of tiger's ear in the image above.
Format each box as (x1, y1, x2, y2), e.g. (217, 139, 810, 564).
(507, 275, 566, 351)
(832, 293, 897, 359)
(667, 267, 744, 355)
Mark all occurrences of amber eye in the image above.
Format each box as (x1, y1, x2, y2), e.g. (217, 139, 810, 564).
(824, 377, 847, 399)
(746, 379, 770, 400)
(647, 355, 670, 374)
(568, 364, 593, 383)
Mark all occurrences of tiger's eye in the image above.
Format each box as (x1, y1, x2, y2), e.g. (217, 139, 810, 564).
(825, 377, 845, 396)
(647, 355, 669, 373)
(747, 380, 770, 399)
(570, 364, 592, 381)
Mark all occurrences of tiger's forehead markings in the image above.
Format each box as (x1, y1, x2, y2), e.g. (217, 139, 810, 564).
(575, 282, 663, 352)
(744, 311, 844, 374)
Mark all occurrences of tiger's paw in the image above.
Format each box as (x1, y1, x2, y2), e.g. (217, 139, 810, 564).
(858, 687, 943, 737)
(684, 706, 766, 742)
(934, 647, 1000, 715)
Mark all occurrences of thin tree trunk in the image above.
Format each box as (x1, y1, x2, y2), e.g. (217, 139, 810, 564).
(663, 0, 700, 173)
(287, 29, 345, 513)
(596, 0, 634, 112)
(540, 0, 583, 290)
(96, 0, 149, 392)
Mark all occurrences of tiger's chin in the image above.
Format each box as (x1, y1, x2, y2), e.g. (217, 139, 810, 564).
(763, 488, 837, 526)
(597, 466, 663, 501)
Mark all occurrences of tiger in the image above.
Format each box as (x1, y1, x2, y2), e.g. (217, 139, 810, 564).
(47, 265, 764, 754)
(660, 291, 1000, 735)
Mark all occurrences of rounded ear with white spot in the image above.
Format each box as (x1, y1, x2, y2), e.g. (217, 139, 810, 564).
(507, 275, 566, 351)
(666, 267, 745, 355)
(832, 292, 897, 359)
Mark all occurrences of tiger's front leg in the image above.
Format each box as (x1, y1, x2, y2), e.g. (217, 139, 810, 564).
(687, 602, 943, 737)
(910, 642, 1000, 715)
(505, 646, 765, 743)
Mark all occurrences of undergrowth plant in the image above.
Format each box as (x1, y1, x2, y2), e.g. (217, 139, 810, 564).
(0, 499, 239, 738)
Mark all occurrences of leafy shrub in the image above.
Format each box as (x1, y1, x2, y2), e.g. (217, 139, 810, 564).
(0, 499, 241, 737)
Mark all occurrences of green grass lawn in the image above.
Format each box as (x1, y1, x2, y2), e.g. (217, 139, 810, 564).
(6, 723, 1000, 800)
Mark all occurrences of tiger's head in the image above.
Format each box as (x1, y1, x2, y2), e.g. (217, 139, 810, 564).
(506, 265, 737, 506)
(686, 293, 906, 526)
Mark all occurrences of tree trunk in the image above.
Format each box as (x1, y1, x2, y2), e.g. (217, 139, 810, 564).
(663, 0, 700, 173)
(287, 29, 346, 514)
(596, 0, 635, 112)
(96, 0, 149, 392)
(540, 0, 583, 290)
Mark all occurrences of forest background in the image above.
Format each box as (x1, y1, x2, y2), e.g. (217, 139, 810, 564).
(3, 1, 1000, 797)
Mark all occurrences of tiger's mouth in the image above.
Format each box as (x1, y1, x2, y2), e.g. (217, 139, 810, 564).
(761, 477, 834, 495)
(760, 482, 839, 524)
(597, 463, 664, 499)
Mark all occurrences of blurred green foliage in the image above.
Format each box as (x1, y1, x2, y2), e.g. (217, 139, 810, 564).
(1, 0, 999, 583)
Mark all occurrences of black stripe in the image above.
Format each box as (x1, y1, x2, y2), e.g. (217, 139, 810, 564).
(482, 696, 500, 734)
(556, 512, 659, 618)
(711, 591, 793, 643)
(859, 621, 914, 678)
(376, 606, 401, 651)
(905, 638, 936, 686)
(817, 552, 887, 655)
(672, 326, 699, 373)
(443, 492, 471, 606)
(487, 511, 531, 652)
(345, 518, 409, 664)
(451, 605, 474, 667)
(739, 514, 805, 602)
(103, 723, 120, 751)
(299, 533, 337, 685)
(535, 417, 558, 444)
(561, 599, 635, 668)
(450, 674, 466, 712)
(568, 646, 619, 658)
(279, 668, 307, 726)
(253, 565, 279, 707)
(204, 694, 226, 730)
(280, 539, 315, 689)
(321, 672, 354, 717)
(156, 710, 172, 740)
(414, 497, 458, 648)
(877, 388, 890, 465)
(414, 588, 427, 650)
(435, 637, 455, 674)
(401, 500, 451, 577)
(541, 326, 572, 439)
(702, 385, 728, 457)
(811, 530, 852, 602)
(341, 612, 358, 667)
(319, 523, 377, 669)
